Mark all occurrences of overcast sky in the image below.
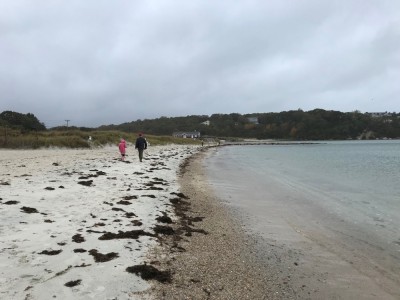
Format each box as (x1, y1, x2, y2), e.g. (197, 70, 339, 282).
(1, 0, 399, 128)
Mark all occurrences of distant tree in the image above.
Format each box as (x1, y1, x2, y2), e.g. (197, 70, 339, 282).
(0, 111, 46, 131)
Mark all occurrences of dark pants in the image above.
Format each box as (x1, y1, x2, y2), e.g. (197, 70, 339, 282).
(138, 149, 144, 162)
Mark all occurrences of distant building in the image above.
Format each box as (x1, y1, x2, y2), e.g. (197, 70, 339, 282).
(368, 112, 391, 118)
(201, 120, 210, 126)
(173, 131, 201, 138)
(247, 117, 259, 124)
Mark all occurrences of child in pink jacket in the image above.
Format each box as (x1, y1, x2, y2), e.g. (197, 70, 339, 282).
(118, 139, 127, 161)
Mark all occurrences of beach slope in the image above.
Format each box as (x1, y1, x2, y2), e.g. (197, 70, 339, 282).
(146, 149, 296, 299)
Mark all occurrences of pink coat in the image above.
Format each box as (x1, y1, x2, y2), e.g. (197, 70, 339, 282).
(119, 140, 126, 154)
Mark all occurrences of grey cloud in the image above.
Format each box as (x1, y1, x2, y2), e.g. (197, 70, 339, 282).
(1, 0, 399, 127)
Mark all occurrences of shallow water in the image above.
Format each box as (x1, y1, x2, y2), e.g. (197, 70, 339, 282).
(204, 140, 400, 298)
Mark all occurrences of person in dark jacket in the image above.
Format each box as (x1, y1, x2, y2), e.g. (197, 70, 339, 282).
(135, 133, 147, 162)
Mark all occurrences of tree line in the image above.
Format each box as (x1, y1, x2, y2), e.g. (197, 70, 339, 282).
(2, 109, 400, 140)
(100, 109, 400, 140)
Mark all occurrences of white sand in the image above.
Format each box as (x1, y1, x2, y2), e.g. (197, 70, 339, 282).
(0, 144, 200, 300)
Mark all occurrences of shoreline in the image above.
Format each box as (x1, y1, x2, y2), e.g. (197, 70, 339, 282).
(146, 144, 400, 300)
(3, 144, 397, 299)
(146, 147, 296, 299)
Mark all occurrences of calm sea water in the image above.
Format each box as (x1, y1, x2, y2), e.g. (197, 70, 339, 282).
(204, 140, 400, 296)
(205, 140, 400, 234)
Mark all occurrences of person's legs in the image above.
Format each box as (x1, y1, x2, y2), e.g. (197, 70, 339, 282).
(138, 149, 144, 162)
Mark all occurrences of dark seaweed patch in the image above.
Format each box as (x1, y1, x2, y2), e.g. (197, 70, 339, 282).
(169, 197, 189, 208)
(21, 206, 39, 213)
(4, 200, 19, 205)
(112, 207, 125, 212)
(152, 177, 165, 182)
(74, 263, 91, 268)
(123, 195, 138, 200)
(86, 229, 106, 234)
(170, 192, 189, 199)
(131, 220, 143, 226)
(154, 225, 175, 235)
(88, 249, 119, 262)
(156, 213, 173, 224)
(187, 216, 205, 226)
(98, 230, 154, 240)
(78, 171, 105, 180)
(116, 200, 132, 205)
(73, 248, 87, 253)
(44, 219, 54, 223)
(146, 186, 164, 191)
(126, 264, 171, 283)
(55, 266, 72, 276)
(78, 180, 93, 186)
(65, 279, 81, 287)
(93, 222, 106, 227)
(125, 212, 137, 218)
(39, 249, 62, 255)
(72, 234, 85, 243)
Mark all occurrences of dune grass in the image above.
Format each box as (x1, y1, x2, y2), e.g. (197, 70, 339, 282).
(0, 128, 201, 149)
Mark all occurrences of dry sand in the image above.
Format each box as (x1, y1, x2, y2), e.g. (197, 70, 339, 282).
(0, 144, 199, 299)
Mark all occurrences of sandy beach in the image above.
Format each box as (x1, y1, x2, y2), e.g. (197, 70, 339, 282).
(0, 144, 200, 299)
(3, 144, 398, 300)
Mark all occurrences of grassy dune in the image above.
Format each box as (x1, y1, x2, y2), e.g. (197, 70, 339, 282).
(0, 128, 201, 149)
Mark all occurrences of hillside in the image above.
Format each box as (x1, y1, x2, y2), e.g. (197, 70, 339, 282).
(1, 109, 400, 141)
(99, 109, 400, 140)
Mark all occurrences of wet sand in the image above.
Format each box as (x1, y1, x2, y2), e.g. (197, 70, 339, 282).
(145, 149, 297, 299)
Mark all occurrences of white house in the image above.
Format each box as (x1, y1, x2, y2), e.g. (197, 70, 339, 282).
(173, 131, 201, 138)
(247, 117, 259, 124)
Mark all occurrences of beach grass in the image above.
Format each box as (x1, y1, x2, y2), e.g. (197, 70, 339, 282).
(0, 127, 201, 149)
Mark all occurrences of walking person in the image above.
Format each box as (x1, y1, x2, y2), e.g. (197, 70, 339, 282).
(135, 133, 147, 162)
(118, 138, 127, 161)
